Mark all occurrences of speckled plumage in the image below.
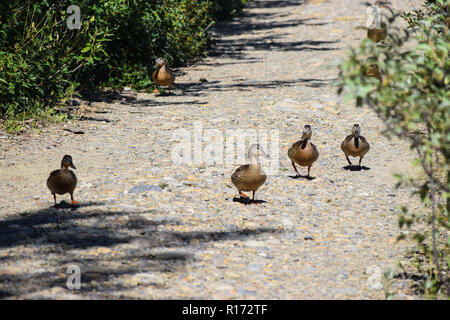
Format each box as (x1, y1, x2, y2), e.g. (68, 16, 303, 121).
(152, 59, 175, 88)
(341, 135, 370, 157)
(46, 155, 78, 206)
(367, 28, 386, 42)
(47, 169, 77, 196)
(288, 125, 319, 178)
(288, 139, 319, 167)
(231, 144, 269, 201)
(231, 164, 267, 193)
(341, 125, 370, 166)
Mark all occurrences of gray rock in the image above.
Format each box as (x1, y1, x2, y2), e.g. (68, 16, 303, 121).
(128, 184, 162, 194)
(154, 250, 194, 260)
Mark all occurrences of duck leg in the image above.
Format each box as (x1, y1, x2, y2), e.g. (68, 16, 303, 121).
(239, 191, 249, 198)
(291, 161, 300, 176)
(346, 156, 352, 165)
(70, 193, 79, 206)
(52, 193, 57, 206)
(359, 157, 363, 167)
(153, 86, 160, 94)
(252, 191, 255, 201)
(307, 165, 311, 178)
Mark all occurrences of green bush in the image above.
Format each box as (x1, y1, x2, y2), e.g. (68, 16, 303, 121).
(211, 0, 250, 20)
(0, 1, 108, 128)
(76, 0, 214, 89)
(0, 0, 251, 130)
(336, 0, 449, 298)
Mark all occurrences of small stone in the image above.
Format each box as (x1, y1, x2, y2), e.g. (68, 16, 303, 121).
(154, 250, 194, 260)
(128, 184, 162, 194)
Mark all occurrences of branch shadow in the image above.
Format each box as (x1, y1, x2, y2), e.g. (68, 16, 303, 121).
(210, 36, 339, 60)
(0, 203, 281, 298)
(207, 0, 336, 61)
(249, 0, 305, 9)
(128, 99, 209, 108)
(177, 77, 330, 97)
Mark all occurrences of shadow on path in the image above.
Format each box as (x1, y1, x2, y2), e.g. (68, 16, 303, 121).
(0, 204, 281, 298)
(343, 165, 371, 171)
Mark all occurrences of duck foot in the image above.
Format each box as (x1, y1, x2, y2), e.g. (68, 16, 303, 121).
(70, 200, 80, 206)
(239, 191, 249, 198)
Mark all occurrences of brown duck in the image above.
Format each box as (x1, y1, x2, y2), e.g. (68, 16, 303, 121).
(47, 155, 78, 206)
(341, 124, 370, 167)
(367, 27, 387, 43)
(366, 1, 390, 43)
(231, 144, 270, 201)
(288, 125, 319, 178)
(365, 62, 387, 84)
(152, 57, 175, 94)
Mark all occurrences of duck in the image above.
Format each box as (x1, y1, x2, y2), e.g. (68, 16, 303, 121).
(367, 27, 387, 43)
(288, 125, 319, 178)
(341, 124, 370, 167)
(152, 57, 175, 94)
(366, 1, 390, 43)
(231, 144, 270, 201)
(47, 155, 78, 206)
(365, 61, 387, 83)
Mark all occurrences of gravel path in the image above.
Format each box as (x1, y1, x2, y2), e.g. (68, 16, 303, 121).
(0, 0, 425, 299)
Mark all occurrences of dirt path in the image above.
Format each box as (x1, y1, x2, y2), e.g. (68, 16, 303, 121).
(0, 0, 424, 299)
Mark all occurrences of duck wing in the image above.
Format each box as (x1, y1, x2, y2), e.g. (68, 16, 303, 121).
(152, 66, 161, 82)
(232, 165, 249, 181)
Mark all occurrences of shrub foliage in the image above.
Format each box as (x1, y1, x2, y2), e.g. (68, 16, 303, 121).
(336, 0, 449, 297)
(0, 0, 250, 127)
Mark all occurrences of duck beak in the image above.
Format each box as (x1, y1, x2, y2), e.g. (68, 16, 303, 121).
(70, 162, 76, 170)
(262, 150, 271, 160)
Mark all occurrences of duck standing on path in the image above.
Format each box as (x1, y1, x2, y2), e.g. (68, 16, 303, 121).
(47, 155, 78, 207)
(288, 125, 319, 179)
(341, 124, 371, 167)
(231, 144, 270, 202)
(152, 57, 175, 94)
(366, 0, 390, 43)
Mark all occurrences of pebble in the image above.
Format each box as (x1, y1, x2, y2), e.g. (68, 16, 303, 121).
(128, 184, 162, 194)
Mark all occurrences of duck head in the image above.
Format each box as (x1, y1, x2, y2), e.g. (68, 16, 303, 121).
(155, 57, 166, 68)
(301, 125, 312, 140)
(352, 124, 361, 137)
(249, 144, 270, 163)
(61, 155, 76, 170)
